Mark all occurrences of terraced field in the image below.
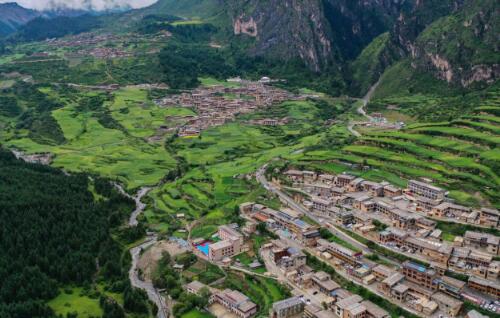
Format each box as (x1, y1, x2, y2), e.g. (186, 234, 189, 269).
(315, 101, 500, 206)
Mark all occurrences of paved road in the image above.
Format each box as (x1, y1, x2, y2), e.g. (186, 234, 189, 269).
(347, 80, 380, 137)
(256, 165, 370, 254)
(113, 184, 152, 226)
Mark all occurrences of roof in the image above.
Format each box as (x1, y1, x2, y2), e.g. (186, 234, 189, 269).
(440, 276, 466, 289)
(209, 240, 232, 250)
(409, 180, 444, 192)
(346, 303, 366, 315)
(361, 300, 390, 318)
(315, 310, 337, 318)
(382, 273, 404, 287)
(336, 295, 363, 309)
(272, 296, 303, 311)
(466, 309, 489, 318)
(393, 283, 409, 294)
(372, 265, 393, 278)
(431, 292, 463, 309)
(469, 276, 500, 290)
(186, 280, 206, 293)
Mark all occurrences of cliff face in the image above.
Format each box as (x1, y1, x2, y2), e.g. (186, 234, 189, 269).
(226, 0, 409, 72)
(227, 0, 335, 72)
(409, 0, 499, 87)
(225, 0, 498, 88)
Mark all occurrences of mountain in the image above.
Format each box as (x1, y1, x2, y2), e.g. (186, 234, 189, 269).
(0, 2, 39, 36)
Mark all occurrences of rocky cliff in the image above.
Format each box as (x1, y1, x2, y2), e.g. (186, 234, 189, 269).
(408, 0, 499, 87)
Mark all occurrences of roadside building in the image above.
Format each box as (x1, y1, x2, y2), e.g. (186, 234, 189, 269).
(361, 300, 390, 318)
(401, 261, 439, 291)
(407, 180, 446, 201)
(185, 280, 208, 295)
(463, 231, 500, 255)
(431, 292, 463, 317)
(335, 174, 356, 188)
(468, 276, 500, 298)
(209, 289, 258, 318)
(466, 309, 489, 318)
(325, 241, 362, 266)
(437, 276, 466, 298)
(333, 295, 363, 318)
(479, 208, 500, 227)
(311, 271, 340, 295)
(270, 296, 305, 318)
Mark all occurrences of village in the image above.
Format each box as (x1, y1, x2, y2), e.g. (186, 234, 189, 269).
(154, 78, 304, 137)
(135, 166, 499, 318)
(43, 31, 170, 59)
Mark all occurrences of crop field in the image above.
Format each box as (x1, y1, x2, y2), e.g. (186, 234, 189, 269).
(146, 98, 349, 233)
(1, 87, 178, 190)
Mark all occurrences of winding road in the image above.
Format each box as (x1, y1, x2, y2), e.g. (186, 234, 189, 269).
(115, 184, 168, 318)
(347, 80, 380, 137)
(255, 165, 370, 255)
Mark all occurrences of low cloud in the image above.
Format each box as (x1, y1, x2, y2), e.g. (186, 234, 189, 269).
(0, 0, 158, 11)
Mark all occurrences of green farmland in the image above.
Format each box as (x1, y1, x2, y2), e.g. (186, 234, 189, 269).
(334, 101, 499, 206)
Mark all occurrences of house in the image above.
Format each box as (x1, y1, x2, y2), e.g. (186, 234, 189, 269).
(185, 280, 208, 295)
(209, 289, 258, 318)
(390, 283, 409, 302)
(333, 295, 363, 318)
(479, 208, 500, 227)
(468, 276, 500, 298)
(311, 271, 340, 295)
(463, 231, 500, 255)
(431, 292, 463, 317)
(407, 180, 446, 200)
(437, 276, 466, 298)
(336, 174, 356, 188)
(325, 241, 363, 266)
(379, 273, 404, 294)
(466, 310, 489, 318)
(361, 301, 390, 318)
(371, 265, 394, 281)
(270, 296, 305, 318)
(431, 203, 471, 218)
(401, 261, 439, 291)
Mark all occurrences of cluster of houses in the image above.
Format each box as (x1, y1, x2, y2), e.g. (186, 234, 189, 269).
(240, 203, 320, 246)
(274, 170, 500, 311)
(154, 81, 299, 137)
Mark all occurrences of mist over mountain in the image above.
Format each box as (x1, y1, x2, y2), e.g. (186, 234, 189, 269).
(0, 0, 157, 11)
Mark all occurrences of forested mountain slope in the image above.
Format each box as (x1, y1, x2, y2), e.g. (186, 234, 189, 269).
(0, 149, 138, 317)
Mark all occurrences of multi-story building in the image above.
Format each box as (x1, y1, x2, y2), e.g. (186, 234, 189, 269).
(209, 289, 258, 318)
(431, 203, 471, 218)
(270, 296, 305, 318)
(325, 241, 363, 266)
(401, 261, 439, 291)
(407, 180, 446, 201)
(270, 240, 307, 272)
(437, 276, 466, 298)
(431, 292, 463, 317)
(335, 174, 356, 188)
(463, 231, 500, 255)
(479, 208, 500, 227)
(333, 295, 363, 318)
(311, 271, 340, 295)
(209, 225, 244, 261)
(468, 276, 500, 298)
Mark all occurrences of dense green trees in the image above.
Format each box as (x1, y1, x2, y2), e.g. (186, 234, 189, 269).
(11, 15, 102, 42)
(0, 149, 134, 317)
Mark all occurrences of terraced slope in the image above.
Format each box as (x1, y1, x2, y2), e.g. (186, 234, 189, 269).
(301, 91, 500, 207)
